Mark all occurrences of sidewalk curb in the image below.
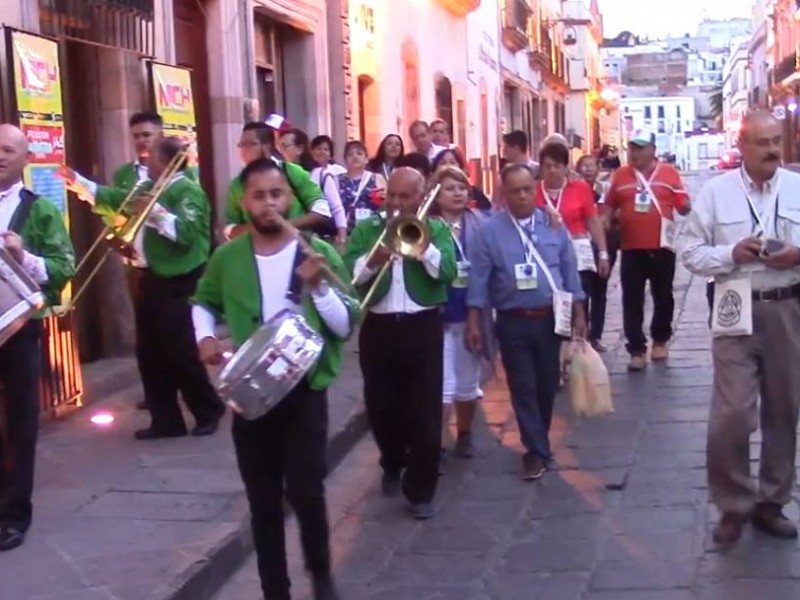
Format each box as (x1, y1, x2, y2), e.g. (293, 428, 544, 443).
(167, 406, 370, 600)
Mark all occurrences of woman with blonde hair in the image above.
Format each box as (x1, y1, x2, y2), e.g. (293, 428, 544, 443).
(433, 166, 495, 466)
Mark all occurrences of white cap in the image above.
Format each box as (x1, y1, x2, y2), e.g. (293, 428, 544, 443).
(629, 128, 656, 147)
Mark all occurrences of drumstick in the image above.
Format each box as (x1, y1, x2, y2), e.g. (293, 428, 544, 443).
(278, 215, 352, 294)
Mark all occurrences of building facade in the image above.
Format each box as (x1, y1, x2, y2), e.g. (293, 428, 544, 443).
(722, 39, 750, 146)
(618, 94, 696, 162)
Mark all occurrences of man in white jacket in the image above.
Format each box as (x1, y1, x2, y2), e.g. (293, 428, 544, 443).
(678, 109, 800, 546)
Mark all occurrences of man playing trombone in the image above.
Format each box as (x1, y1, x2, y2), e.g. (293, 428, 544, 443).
(191, 157, 360, 600)
(344, 167, 456, 520)
(63, 137, 224, 440)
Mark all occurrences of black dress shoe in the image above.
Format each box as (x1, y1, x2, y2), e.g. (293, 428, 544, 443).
(0, 526, 25, 551)
(134, 427, 187, 440)
(191, 421, 219, 437)
(136, 400, 149, 410)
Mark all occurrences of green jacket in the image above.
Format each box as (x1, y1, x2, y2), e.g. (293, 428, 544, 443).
(224, 160, 324, 226)
(95, 173, 210, 277)
(344, 216, 456, 307)
(191, 233, 361, 390)
(17, 190, 75, 313)
(111, 161, 199, 191)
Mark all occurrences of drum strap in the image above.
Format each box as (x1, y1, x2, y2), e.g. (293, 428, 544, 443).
(10, 189, 38, 234)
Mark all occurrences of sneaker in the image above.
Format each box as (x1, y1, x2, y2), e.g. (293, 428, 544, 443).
(521, 453, 546, 481)
(454, 432, 475, 458)
(627, 354, 647, 371)
(410, 502, 436, 520)
(752, 503, 798, 539)
(651, 343, 669, 361)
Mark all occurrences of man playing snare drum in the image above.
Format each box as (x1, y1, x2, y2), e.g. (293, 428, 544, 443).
(191, 157, 360, 600)
(0, 124, 75, 551)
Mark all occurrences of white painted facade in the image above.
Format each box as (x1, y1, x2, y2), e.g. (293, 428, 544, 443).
(684, 132, 727, 171)
(722, 39, 750, 146)
(618, 95, 696, 160)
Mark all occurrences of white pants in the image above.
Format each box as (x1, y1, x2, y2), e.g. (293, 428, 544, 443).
(442, 322, 482, 404)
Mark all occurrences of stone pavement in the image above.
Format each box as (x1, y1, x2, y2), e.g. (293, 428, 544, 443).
(0, 340, 367, 600)
(213, 265, 800, 600)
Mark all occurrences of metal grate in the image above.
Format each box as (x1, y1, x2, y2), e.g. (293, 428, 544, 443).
(39, 313, 83, 415)
(38, 0, 155, 56)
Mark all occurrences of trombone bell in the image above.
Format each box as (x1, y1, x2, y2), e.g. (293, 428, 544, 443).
(385, 216, 430, 259)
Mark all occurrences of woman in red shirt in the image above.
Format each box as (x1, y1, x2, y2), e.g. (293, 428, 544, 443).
(536, 143, 610, 332)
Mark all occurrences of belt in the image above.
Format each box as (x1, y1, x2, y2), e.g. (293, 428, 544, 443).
(498, 307, 553, 319)
(752, 282, 800, 302)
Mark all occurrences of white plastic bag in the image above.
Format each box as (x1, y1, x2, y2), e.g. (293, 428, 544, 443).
(567, 341, 614, 418)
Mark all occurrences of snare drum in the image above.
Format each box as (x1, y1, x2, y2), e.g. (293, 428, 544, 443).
(0, 247, 45, 347)
(217, 309, 325, 420)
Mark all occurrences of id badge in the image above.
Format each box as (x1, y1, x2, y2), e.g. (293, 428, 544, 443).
(453, 260, 470, 288)
(514, 262, 538, 290)
(355, 207, 373, 222)
(635, 190, 651, 213)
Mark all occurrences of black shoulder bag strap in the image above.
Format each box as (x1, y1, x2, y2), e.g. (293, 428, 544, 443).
(10, 189, 39, 234)
(285, 232, 314, 305)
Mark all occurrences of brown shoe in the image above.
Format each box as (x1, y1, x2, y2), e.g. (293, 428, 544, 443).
(522, 453, 547, 481)
(713, 512, 747, 545)
(627, 354, 647, 371)
(651, 343, 669, 361)
(752, 503, 798, 539)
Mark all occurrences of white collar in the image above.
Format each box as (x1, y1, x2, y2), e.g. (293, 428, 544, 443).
(741, 166, 780, 194)
(0, 180, 24, 202)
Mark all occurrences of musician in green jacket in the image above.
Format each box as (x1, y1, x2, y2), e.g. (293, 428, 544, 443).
(64, 137, 224, 441)
(0, 124, 75, 551)
(224, 121, 331, 240)
(191, 157, 359, 600)
(343, 167, 456, 521)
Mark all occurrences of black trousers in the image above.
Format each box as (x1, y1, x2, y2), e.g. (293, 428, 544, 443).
(581, 245, 619, 343)
(620, 249, 676, 355)
(136, 267, 224, 433)
(0, 320, 42, 531)
(232, 381, 330, 600)
(359, 309, 443, 504)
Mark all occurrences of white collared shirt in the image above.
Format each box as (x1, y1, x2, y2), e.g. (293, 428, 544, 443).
(0, 180, 49, 284)
(678, 166, 800, 291)
(353, 244, 442, 314)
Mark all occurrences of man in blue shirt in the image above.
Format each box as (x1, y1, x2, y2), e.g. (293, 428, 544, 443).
(466, 163, 586, 480)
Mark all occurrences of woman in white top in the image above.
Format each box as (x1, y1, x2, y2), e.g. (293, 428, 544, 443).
(279, 128, 347, 250)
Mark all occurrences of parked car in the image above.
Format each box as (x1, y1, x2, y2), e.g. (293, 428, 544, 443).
(718, 149, 742, 170)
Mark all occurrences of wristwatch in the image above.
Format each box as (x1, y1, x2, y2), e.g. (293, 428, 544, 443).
(598, 251, 610, 261)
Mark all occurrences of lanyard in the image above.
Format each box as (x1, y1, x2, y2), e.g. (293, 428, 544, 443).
(540, 181, 565, 212)
(445, 216, 467, 260)
(508, 213, 560, 292)
(382, 163, 392, 181)
(353, 172, 373, 202)
(633, 165, 663, 215)
(739, 168, 780, 237)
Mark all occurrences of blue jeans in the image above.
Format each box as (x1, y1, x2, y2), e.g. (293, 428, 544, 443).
(495, 313, 562, 460)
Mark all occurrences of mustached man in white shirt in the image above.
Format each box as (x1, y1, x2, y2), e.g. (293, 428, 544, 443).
(679, 109, 800, 546)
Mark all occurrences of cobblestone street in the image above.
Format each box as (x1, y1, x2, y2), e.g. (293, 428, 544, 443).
(217, 231, 800, 599)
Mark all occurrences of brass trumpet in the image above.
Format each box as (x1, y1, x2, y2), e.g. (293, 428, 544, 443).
(353, 183, 441, 308)
(54, 148, 188, 316)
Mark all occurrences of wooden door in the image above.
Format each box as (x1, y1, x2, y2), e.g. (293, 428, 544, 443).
(173, 0, 216, 212)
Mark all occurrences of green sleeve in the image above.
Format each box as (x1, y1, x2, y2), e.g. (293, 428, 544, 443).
(111, 165, 130, 189)
(95, 184, 131, 210)
(343, 220, 373, 275)
(185, 165, 200, 183)
(431, 221, 457, 284)
(191, 246, 225, 317)
(317, 241, 362, 339)
(161, 184, 210, 249)
(35, 201, 76, 299)
(224, 176, 248, 226)
(284, 162, 324, 213)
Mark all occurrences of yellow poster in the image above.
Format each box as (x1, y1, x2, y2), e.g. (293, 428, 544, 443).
(151, 63, 198, 168)
(9, 29, 71, 304)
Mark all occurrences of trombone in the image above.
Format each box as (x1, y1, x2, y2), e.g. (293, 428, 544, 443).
(352, 183, 441, 309)
(54, 148, 188, 316)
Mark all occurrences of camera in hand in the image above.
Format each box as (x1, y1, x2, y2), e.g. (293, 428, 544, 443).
(762, 238, 784, 256)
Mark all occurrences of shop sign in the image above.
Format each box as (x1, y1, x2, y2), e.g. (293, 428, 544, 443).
(7, 29, 70, 302)
(150, 63, 199, 168)
(8, 30, 67, 216)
